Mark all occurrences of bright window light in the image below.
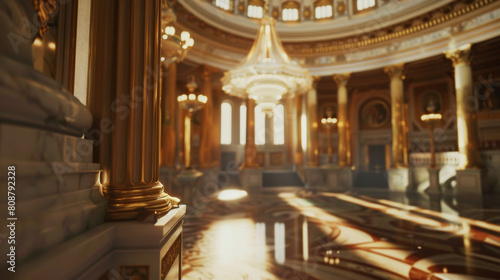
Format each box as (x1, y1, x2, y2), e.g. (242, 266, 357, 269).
(357, 0, 376, 11)
(315, 5, 332, 19)
(255, 104, 266, 145)
(215, 0, 231, 10)
(282, 8, 299, 21)
(273, 104, 284, 145)
(221, 102, 232, 145)
(248, 5, 263, 18)
(240, 104, 247, 145)
(218, 189, 248, 201)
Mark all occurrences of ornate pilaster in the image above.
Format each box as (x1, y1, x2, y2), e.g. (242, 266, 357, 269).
(306, 77, 321, 166)
(87, 0, 178, 221)
(384, 63, 408, 168)
(243, 97, 260, 168)
(333, 73, 351, 167)
(160, 63, 176, 167)
(199, 65, 217, 169)
(445, 44, 481, 169)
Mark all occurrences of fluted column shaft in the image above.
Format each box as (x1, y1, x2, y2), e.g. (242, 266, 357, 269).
(384, 64, 408, 168)
(445, 44, 480, 169)
(160, 63, 176, 167)
(333, 74, 351, 167)
(244, 97, 260, 168)
(199, 66, 216, 168)
(306, 78, 320, 166)
(87, 0, 177, 221)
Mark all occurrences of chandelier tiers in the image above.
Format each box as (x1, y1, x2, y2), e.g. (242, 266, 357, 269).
(178, 77, 207, 173)
(321, 117, 337, 165)
(177, 77, 208, 114)
(221, 16, 312, 114)
(161, 8, 194, 65)
(421, 113, 442, 168)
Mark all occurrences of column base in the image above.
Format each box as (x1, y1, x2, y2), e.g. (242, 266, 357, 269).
(456, 168, 487, 196)
(176, 169, 204, 206)
(304, 166, 324, 189)
(0, 206, 186, 280)
(426, 168, 441, 196)
(388, 168, 410, 192)
(240, 168, 263, 189)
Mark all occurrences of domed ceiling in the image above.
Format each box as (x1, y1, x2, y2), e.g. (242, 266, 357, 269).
(172, 0, 500, 75)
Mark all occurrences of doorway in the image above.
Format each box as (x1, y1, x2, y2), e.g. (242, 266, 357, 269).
(368, 145, 386, 173)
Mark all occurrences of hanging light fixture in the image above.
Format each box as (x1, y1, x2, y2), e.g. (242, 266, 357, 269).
(221, 9, 312, 116)
(161, 5, 194, 65)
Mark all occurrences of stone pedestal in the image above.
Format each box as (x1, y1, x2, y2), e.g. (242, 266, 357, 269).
(456, 168, 487, 196)
(240, 168, 263, 189)
(338, 167, 353, 191)
(176, 169, 203, 206)
(305, 166, 324, 189)
(426, 168, 441, 195)
(3, 206, 186, 280)
(388, 168, 410, 192)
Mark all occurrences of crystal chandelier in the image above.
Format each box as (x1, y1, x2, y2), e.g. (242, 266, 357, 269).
(177, 76, 207, 112)
(161, 7, 194, 65)
(221, 16, 312, 115)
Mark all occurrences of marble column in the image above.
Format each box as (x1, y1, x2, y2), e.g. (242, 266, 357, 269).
(243, 97, 260, 168)
(294, 94, 304, 166)
(285, 96, 295, 165)
(384, 63, 408, 168)
(199, 65, 217, 169)
(445, 44, 481, 169)
(445, 44, 486, 196)
(160, 62, 176, 167)
(306, 77, 320, 166)
(87, 0, 178, 221)
(333, 73, 351, 167)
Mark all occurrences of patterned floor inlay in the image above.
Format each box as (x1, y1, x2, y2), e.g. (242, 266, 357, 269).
(182, 189, 500, 280)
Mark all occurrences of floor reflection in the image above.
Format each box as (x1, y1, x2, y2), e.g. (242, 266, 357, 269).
(182, 188, 500, 280)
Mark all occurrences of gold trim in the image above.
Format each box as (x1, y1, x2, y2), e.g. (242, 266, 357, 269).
(176, 0, 495, 54)
(161, 235, 182, 279)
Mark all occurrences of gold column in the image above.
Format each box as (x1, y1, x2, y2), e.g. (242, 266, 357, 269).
(306, 78, 320, 166)
(333, 73, 351, 167)
(199, 66, 216, 169)
(445, 44, 480, 169)
(212, 91, 221, 167)
(285, 96, 294, 164)
(184, 113, 192, 168)
(243, 97, 260, 168)
(295, 94, 304, 165)
(87, 0, 177, 221)
(384, 64, 408, 168)
(160, 63, 176, 167)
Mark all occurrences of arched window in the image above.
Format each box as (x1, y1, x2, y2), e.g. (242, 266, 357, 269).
(240, 104, 247, 145)
(215, 0, 232, 11)
(314, 0, 333, 20)
(355, 0, 376, 13)
(248, 0, 264, 18)
(221, 102, 232, 145)
(282, 1, 300, 22)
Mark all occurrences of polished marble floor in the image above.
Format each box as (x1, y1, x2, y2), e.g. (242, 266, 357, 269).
(181, 187, 500, 280)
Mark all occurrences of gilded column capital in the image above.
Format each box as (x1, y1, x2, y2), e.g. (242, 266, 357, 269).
(332, 73, 351, 87)
(445, 44, 472, 66)
(384, 63, 405, 79)
(311, 76, 322, 89)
